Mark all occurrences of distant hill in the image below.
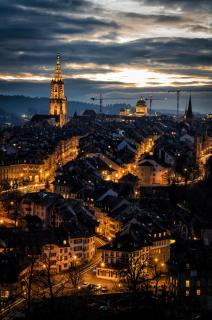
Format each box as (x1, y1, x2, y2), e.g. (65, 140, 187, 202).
(0, 107, 22, 125)
(0, 95, 128, 117)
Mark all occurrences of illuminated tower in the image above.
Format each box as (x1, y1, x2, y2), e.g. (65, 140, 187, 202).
(49, 54, 68, 126)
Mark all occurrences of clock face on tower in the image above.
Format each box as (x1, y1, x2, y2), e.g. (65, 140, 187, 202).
(49, 54, 68, 127)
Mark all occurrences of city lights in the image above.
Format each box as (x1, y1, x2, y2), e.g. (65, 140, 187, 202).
(0, 2, 211, 317)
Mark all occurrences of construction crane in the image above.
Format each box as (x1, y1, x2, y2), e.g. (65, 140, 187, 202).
(91, 94, 166, 114)
(91, 93, 104, 113)
(145, 96, 167, 114)
(168, 89, 212, 117)
(91, 94, 134, 113)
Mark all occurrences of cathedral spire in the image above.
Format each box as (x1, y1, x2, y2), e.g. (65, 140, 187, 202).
(185, 94, 193, 121)
(53, 53, 62, 81)
(49, 54, 68, 126)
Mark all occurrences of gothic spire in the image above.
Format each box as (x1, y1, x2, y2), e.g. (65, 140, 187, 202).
(53, 53, 62, 81)
(186, 94, 193, 120)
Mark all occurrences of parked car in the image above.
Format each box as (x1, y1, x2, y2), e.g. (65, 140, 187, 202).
(80, 282, 90, 288)
(94, 284, 102, 290)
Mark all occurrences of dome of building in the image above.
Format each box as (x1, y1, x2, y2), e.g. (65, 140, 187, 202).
(136, 96, 147, 108)
(135, 96, 148, 117)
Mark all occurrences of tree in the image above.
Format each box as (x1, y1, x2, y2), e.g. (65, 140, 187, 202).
(67, 259, 83, 290)
(149, 258, 167, 296)
(21, 254, 37, 317)
(45, 179, 50, 191)
(1, 190, 22, 215)
(37, 245, 56, 306)
(120, 255, 149, 293)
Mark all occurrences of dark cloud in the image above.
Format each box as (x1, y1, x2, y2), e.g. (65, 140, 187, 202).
(187, 25, 211, 33)
(1, 37, 212, 72)
(0, 0, 211, 105)
(0, 0, 118, 45)
(139, 0, 212, 11)
(120, 12, 188, 24)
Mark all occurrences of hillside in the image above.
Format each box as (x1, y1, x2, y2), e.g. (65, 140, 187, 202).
(0, 95, 128, 117)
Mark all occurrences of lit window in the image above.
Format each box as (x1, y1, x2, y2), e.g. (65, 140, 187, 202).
(186, 290, 189, 296)
(185, 280, 190, 288)
(196, 289, 201, 296)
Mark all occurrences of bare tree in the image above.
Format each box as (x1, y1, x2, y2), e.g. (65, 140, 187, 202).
(67, 260, 83, 290)
(20, 254, 37, 316)
(37, 245, 56, 306)
(120, 255, 150, 293)
(149, 258, 167, 296)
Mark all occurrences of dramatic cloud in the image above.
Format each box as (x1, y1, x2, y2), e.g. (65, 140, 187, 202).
(0, 0, 211, 108)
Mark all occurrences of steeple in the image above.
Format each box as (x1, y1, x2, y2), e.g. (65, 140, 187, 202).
(185, 94, 193, 121)
(53, 54, 62, 81)
(49, 54, 68, 127)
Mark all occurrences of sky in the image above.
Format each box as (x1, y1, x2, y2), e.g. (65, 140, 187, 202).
(0, 0, 212, 112)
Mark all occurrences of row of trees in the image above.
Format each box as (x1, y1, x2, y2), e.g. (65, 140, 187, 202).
(18, 254, 167, 316)
(2, 245, 168, 318)
(18, 245, 84, 318)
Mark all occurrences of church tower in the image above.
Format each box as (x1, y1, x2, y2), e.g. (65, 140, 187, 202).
(185, 94, 193, 122)
(49, 54, 68, 127)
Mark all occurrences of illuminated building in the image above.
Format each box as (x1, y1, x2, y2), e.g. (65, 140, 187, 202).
(119, 105, 133, 116)
(40, 236, 96, 273)
(135, 96, 148, 117)
(0, 136, 79, 185)
(97, 220, 170, 281)
(137, 159, 170, 185)
(95, 208, 122, 240)
(49, 54, 68, 127)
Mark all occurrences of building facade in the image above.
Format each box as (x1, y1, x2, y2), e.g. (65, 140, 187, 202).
(41, 236, 96, 273)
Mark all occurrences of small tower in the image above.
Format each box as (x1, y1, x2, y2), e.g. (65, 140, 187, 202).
(49, 54, 68, 127)
(185, 94, 193, 122)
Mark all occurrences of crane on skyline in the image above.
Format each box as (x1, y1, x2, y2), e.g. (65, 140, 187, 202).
(91, 94, 136, 113)
(145, 96, 167, 114)
(90, 94, 166, 114)
(168, 88, 212, 117)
